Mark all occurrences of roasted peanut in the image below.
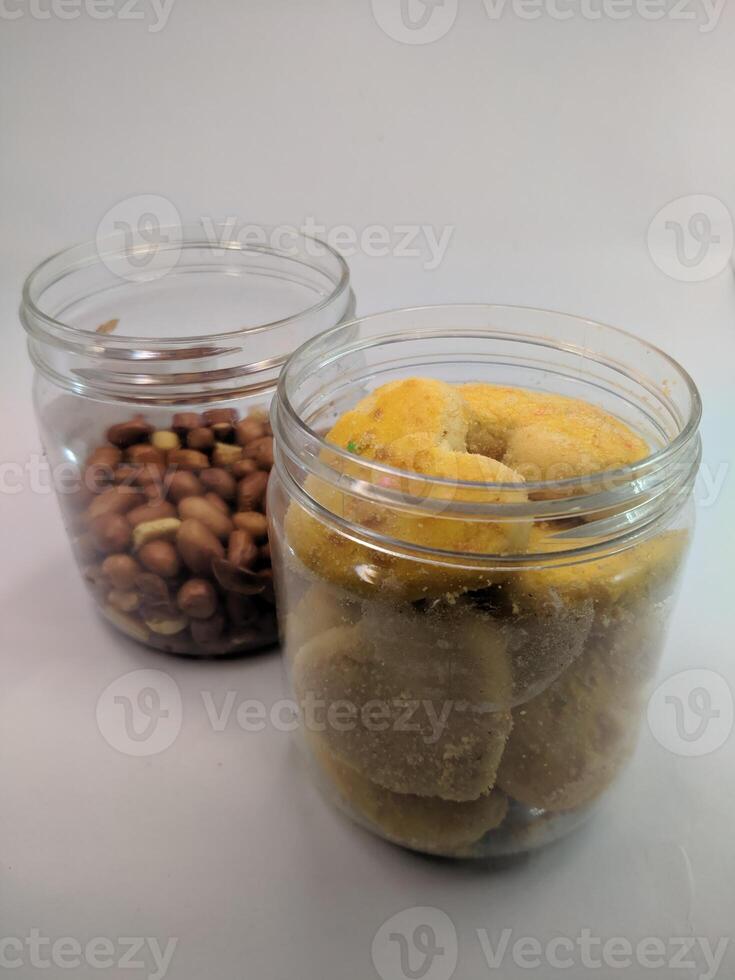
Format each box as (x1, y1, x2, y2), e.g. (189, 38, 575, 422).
(145, 614, 188, 635)
(166, 471, 204, 503)
(168, 448, 210, 471)
(86, 445, 123, 469)
(113, 464, 140, 487)
(232, 511, 268, 540)
(205, 492, 230, 515)
(85, 484, 141, 522)
(237, 471, 269, 511)
(199, 467, 236, 500)
(108, 588, 141, 613)
(84, 446, 122, 488)
(106, 417, 153, 448)
(131, 517, 182, 551)
(138, 540, 180, 578)
(135, 572, 170, 604)
(132, 462, 168, 491)
(234, 418, 266, 446)
(103, 606, 150, 643)
(144, 482, 167, 502)
(212, 442, 243, 468)
(177, 578, 217, 619)
(203, 408, 238, 439)
(78, 402, 276, 655)
(231, 458, 258, 479)
(178, 496, 233, 540)
(242, 435, 274, 470)
(177, 519, 225, 576)
(102, 553, 141, 590)
(90, 513, 132, 553)
(172, 412, 201, 435)
(126, 443, 165, 466)
(187, 426, 215, 451)
(127, 500, 177, 527)
(228, 528, 258, 570)
(151, 430, 180, 452)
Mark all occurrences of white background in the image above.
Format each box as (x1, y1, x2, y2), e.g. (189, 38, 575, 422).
(1, 3, 734, 979)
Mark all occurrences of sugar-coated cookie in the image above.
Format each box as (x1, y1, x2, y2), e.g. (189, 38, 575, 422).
(312, 739, 509, 857)
(292, 604, 513, 802)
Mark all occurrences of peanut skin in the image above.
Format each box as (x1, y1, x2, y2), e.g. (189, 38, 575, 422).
(228, 528, 258, 570)
(102, 553, 141, 590)
(86, 485, 141, 522)
(199, 468, 237, 500)
(106, 417, 153, 448)
(242, 436, 274, 470)
(127, 500, 177, 527)
(187, 427, 215, 451)
(232, 511, 268, 540)
(166, 471, 204, 503)
(177, 578, 217, 619)
(90, 513, 132, 553)
(237, 471, 269, 511)
(177, 519, 225, 576)
(138, 540, 180, 578)
(172, 412, 201, 434)
(178, 496, 233, 540)
(168, 448, 210, 472)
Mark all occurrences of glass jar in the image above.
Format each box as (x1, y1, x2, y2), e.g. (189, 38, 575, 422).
(20, 225, 354, 656)
(269, 305, 701, 858)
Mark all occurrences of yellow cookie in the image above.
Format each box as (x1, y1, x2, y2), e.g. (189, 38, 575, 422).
(312, 739, 509, 857)
(510, 526, 689, 613)
(461, 382, 649, 483)
(496, 645, 642, 812)
(286, 380, 529, 600)
(284, 582, 361, 658)
(292, 604, 513, 802)
(328, 377, 470, 464)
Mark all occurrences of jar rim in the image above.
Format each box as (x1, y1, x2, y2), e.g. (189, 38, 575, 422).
(276, 303, 702, 496)
(20, 224, 352, 356)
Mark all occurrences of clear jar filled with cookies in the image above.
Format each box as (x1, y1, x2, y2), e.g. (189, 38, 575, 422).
(269, 305, 701, 857)
(21, 225, 354, 656)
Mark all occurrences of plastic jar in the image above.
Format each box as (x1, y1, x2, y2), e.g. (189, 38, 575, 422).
(20, 225, 354, 656)
(269, 305, 701, 857)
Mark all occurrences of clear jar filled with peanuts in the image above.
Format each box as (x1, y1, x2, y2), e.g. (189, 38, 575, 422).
(20, 225, 354, 656)
(269, 306, 701, 857)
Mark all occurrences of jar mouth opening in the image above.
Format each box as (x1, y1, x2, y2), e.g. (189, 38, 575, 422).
(276, 303, 702, 497)
(20, 224, 352, 356)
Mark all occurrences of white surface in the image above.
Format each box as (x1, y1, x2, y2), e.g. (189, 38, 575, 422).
(1, 5, 734, 979)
